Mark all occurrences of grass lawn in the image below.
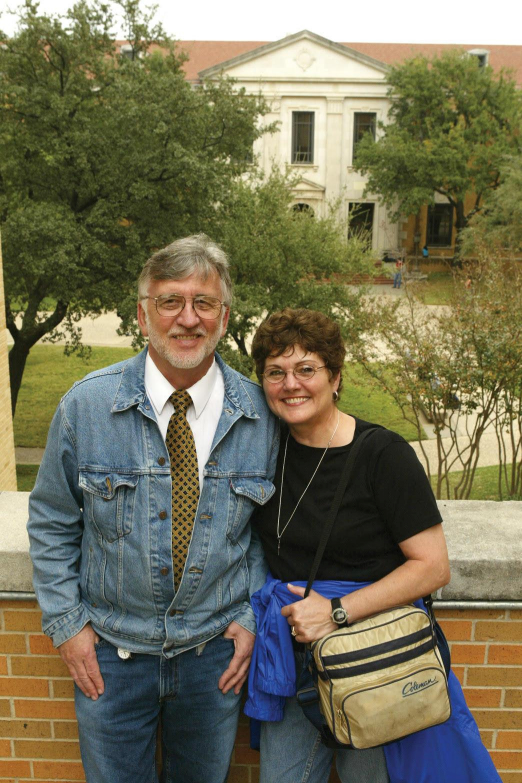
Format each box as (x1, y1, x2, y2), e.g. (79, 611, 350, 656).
(410, 271, 456, 306)
(430, 464, 521, 501)
(13, 345, 137, 448)
(340, 364, 421, 442)
(16, 464, 40, 492)
(13, 346, 421, 449)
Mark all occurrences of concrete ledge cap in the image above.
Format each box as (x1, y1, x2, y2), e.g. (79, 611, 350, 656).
(437, 499, 522, 601)
(0, 492, 34, 592)
(0, 493, 521, 600)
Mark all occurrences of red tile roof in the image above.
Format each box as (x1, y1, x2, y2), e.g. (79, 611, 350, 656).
(174, 39, 522, 84)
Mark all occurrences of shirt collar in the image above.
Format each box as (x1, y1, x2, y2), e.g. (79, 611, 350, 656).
(144, 352, 218, 420)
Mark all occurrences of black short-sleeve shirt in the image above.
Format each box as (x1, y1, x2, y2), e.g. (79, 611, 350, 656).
(253, 418, 442, 583)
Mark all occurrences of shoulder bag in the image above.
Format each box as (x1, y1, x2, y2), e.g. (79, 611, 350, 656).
(296, 428, 451, 749)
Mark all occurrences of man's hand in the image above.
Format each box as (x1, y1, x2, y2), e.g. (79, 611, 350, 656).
(58, 624, 104, 700)
(218, 621, 255, 696)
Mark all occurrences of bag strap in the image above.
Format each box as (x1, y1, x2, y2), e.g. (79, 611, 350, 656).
(304, 427, 379, 598)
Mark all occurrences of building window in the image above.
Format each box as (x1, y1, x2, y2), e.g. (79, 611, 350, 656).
(426, 204, 454, 246)
(468, 49, 489, 68)
(120, 44, 135, 60)
(348, 202, 375, 243)
(292, 203, 315, 217)
(353, 112, 376, 162)
(292, 112, 314, 164)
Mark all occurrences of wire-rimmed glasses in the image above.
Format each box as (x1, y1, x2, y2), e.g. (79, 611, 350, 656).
(262, 365, 328, 384)
(142, 294, 227, 320)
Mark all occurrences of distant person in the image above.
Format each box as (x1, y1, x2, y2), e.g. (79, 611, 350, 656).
(422, 245, 429, 259)
(27, 234, 278, 783)
(393, 258, 404, 289)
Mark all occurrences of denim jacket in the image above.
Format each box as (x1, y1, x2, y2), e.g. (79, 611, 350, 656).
(27, 349, 279, 655)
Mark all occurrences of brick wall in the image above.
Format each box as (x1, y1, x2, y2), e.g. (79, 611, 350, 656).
(0, 236, 17, 492)
(1, 600, 521, 782)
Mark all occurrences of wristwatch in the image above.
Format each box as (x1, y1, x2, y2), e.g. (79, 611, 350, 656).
(330, 598, 349, 627)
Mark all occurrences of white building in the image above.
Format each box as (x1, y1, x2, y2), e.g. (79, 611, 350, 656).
(198, 31, 395, 252)
(153, 33, 522, 255)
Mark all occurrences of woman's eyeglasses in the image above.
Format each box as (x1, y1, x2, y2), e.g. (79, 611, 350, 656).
(262, 365, 327, 384)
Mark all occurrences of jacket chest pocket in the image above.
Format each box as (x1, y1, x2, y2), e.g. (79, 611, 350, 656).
(228, 477, 275, 543)
(79, 471, 139, 543)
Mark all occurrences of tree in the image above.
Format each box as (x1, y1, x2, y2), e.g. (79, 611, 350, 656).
(118, 168, 376, 377)
(354, 51, 522, 254)
(350, 257, 522, 499)
(1, 0, 270, 413)
(462, 157, 522, 254)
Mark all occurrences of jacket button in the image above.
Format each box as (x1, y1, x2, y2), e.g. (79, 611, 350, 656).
(160, 567, 169, 576)
(159, 510, 167, 520)
(158, 457, 166, 466)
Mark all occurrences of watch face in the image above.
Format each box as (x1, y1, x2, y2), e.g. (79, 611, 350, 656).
(332, 607, 347, 624)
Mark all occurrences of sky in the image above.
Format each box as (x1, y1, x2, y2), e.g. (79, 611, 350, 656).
(1, 0, 521, 45)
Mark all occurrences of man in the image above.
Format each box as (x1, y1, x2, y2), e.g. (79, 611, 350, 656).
(27, 234, 278, 783)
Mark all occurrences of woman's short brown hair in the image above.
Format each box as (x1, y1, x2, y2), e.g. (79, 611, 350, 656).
(251, 308, 345, 396)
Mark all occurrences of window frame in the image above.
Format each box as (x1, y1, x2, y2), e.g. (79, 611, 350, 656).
(291, 111, 315, 164)
(352, 112, 377, 162)
(348, 202, 375, 244)
(426, 204, 454, 247)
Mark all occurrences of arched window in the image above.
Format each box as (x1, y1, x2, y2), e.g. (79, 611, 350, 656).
(292, 203, 315, 217)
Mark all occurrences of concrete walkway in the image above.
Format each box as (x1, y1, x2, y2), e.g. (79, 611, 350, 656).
(7, 311, 135, 348)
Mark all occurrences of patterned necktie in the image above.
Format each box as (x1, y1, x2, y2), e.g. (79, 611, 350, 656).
(166, 390, 200, 590)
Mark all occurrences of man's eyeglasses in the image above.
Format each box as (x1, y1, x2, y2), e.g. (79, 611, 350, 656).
(142, 294, 227, 320)
(262, 365, 327, 384)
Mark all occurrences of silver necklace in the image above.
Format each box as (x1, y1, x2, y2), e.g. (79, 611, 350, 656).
(277, 409, 340, 555)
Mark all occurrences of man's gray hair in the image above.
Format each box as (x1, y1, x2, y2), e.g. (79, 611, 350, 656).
(138, 234, 232, 304)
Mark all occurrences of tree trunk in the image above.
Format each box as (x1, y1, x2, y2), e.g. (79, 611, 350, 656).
(453, 202, 468, 264)
(9, 338, 32, 416)
(8, 300, 68, 416)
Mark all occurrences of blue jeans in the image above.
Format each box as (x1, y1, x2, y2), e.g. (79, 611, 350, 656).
(75, 635, 241, 783)
(260, 656, 389, 783)
(393, 271, 402, 288)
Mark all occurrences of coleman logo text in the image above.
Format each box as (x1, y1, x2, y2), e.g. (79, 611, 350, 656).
(402, 677, 438, 697)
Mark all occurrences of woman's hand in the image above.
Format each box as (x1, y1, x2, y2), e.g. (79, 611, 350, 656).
(281, 584, 338, 643)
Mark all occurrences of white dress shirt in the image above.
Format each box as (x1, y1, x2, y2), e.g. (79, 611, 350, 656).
(144, 352, 225, 488)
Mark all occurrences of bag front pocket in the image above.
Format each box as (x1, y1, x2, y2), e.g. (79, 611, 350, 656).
(79, 471, 139, 542)
(338, 665, 451, 748)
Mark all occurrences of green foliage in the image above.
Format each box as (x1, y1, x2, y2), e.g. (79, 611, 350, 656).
(463, 157, 522, 253)
(1, 0, 271, 410)
(352, 254, 522, 499)
(210, 169, 375, 375)
(355, 51, 522, 236)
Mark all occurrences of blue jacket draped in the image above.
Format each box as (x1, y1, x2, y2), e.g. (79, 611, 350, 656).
(246, 575, 501, 783)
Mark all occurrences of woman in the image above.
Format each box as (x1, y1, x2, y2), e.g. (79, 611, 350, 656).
(246, 308, 500, 783)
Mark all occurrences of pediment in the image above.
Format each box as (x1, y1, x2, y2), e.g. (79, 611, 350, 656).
(199, 30, 389, 82)
(293, 178, 325, 193)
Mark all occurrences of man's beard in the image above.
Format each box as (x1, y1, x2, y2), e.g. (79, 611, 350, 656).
(145, 315, 224, 370)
